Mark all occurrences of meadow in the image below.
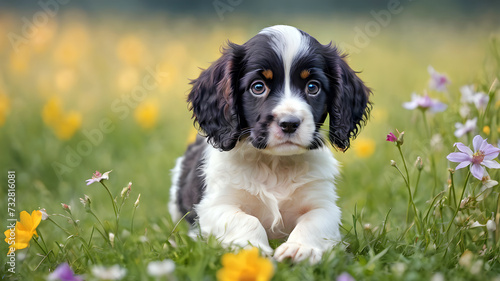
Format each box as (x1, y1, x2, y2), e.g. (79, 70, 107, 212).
(1, 9, 500, 280)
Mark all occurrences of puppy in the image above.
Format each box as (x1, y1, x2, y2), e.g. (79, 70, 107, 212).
(169, 25, 371, 263)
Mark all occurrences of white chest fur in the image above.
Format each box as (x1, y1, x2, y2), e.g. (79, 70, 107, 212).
(197, 143, 341, 239)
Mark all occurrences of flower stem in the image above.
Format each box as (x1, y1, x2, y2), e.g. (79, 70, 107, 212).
(100, 181, 119, 234)
(446, 171, 471, 236)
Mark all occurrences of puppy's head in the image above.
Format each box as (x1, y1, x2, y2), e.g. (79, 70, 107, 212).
(188, 25, 371, 155)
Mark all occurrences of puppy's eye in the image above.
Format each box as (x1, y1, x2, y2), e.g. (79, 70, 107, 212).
(250, 80, 267, 96)
(305, 80, 321, 96)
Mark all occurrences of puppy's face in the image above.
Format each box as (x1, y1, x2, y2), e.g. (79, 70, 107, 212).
(188, 25, 371, 155)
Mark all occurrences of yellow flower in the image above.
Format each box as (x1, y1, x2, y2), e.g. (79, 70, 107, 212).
(217, 247, 274, 281)
(483, 126, 491, 136)
(0, 93, 10, 126)
(134, 101, 159, 129)
(117, 35, 145, 66)
(4, 210, 42, 254)
(42, 97, 82, 140)
(353, 138, 376, 158)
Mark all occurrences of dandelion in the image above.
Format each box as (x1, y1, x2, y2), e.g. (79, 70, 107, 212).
(4, 210, 42, 254)
(447, 135, 500, 180)
(217, 247, 274, 281)
(403, 92, 447, 112)
(86, 170, 112, 186)
(91, 265, 127, 280)
(147, 259, 176, 277)
(428, 65, 450, 92)
(47, 262, 83, 281)
(454, 117, 477, 138)
(353, 138, 375, 158)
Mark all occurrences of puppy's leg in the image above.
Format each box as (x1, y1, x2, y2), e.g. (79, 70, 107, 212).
(274, 206, 341, 264)
(197, 204, 273, 255)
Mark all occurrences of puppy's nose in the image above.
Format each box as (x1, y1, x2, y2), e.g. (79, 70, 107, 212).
(279, 116, 301, 134)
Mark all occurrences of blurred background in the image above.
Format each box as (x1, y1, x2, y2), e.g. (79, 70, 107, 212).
(1, 0, 499, 230)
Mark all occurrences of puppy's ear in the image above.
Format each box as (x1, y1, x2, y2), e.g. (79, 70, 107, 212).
(323, 44, 372, 151)
(188, 43, 243, 151)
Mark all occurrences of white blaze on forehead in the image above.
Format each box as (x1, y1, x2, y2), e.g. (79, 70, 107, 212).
(260, 25, 309, 98)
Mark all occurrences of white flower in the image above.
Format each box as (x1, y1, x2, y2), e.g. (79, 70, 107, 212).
(460, 84, 489, 111)
(454, 118, 477, 138)
(147, 259, 176, 277)
(487, 220, 496, 232)
(470, 221, 485, 228)
(39, 208, 49, 220)
(109, 232, 115, 247)
(91, 265, 127, 280)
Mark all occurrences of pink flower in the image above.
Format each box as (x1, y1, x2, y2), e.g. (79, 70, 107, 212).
(447, 135, 500, 180)
(403, 93, 447, 112)
(86, 170, 112, 185)
(428, 65, 450, 92)
(48, 262, 83, 281)
(386, 132, 397, 142)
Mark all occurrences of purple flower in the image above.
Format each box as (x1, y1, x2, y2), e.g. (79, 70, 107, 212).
(337, 272, 355, 281)
(48, 263, 83, 281)
(447, 135, 500, 180)
(86, 170, 112, 185)
(428, 65, 450, 92)
(454, 118, 477, 138)
(386, 132, 397, 142)
(403, 93, 447, 112)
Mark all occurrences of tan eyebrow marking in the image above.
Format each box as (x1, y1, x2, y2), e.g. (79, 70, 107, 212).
(300, 69, 310, 79)
(262, 69, 273, 80)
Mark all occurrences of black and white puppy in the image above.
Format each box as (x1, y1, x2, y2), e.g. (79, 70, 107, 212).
(169, 25, 371, 263)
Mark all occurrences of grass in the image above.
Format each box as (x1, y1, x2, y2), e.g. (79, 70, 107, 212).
(1, 10, 500, 280)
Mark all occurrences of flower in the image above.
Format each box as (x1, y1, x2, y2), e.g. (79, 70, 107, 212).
(428, 65, 450, 92)
(386, 132, 397, 142)
(460, 85, 489, 111)
(4, 210, 42, 254)
(39, 208, 49, 220)
(134, 194, 141, 208)
(337, 272, 356, 281)
(483, 126, 491, 136)
(86, 170, 112, 186)
(447, 135, 500, 180)
(486, 219, 496, 232)
(353, 138, 375, 158)
(454, 118, 477, 138)
(217, 247, 274, 281)
(91, 265, 127, 280)
(402, 93, 447, 112)
(48, 262, 83, 281)
(134, 101, 159, 129)
(42, 97, 82, 140)
(147, 259, 176, 277)
(477, 170, 498, 201)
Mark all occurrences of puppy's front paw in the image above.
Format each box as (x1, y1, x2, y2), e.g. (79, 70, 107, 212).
(274, 242, 322, 264)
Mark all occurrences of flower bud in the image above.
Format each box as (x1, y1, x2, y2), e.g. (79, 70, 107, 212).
(61, 203, 71, 212)
(39, 208, 49, 220)
(396, 130, 405, 145)
(109, 232, 115, 247)
(415, 156, 423, 171)
(390, 160, 397, 166)
(79, 195, 92, 211)
(134, 194, 141, 208)
(486, 219, 496, 232)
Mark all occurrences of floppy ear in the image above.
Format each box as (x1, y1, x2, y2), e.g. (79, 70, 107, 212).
(323, 44, 372, 151)
(188, 43, 243, 151)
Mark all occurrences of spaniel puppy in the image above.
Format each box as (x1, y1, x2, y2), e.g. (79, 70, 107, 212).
(169, 25, 371, 264)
